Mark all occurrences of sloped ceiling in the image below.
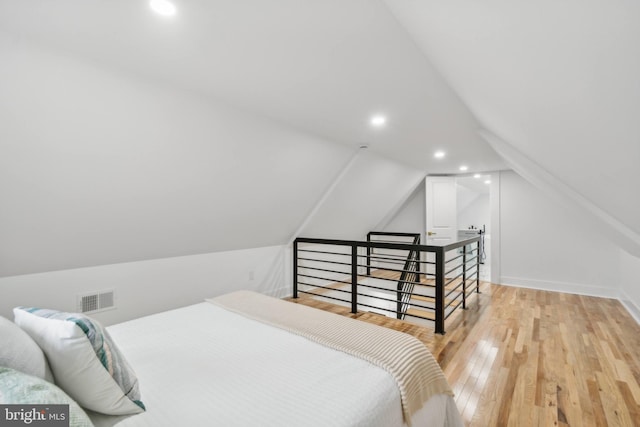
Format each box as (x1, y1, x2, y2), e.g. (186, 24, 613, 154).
(384, 0, 640, 253)
(0, 0, 504, 173)
(0, 35, 356, 276)
(0, 0, 506, 277)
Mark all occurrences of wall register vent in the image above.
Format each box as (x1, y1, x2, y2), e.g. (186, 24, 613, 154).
(77, 290, 115, 314)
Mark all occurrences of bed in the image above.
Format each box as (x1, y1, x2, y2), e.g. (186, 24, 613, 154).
(2, 291, 463, 427)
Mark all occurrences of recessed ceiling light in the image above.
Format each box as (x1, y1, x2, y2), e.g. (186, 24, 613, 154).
(484, 180, 492, 185)
(370, 115, 386, 127)
(473, 174, 481, 179)
(459, 165, 468, 172)
(150, 0, 176, 16)
(434, 151, 446, 159)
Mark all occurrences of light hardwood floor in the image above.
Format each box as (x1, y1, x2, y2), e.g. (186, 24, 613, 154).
(287, 282, 640, 426)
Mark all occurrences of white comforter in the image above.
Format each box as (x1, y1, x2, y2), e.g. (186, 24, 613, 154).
(88, 302, 462, 427)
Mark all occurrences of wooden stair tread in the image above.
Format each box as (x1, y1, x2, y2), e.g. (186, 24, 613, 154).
(411, 294, 435, 303)
(411, 294, 463, 306)
(405, 308, 436, 320)
(414, 280, 470, 292)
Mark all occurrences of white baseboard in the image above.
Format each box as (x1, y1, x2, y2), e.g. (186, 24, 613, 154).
(619, 290, 640, 325)
(499, 276, 619, 299)
(500, 276, 640, 326)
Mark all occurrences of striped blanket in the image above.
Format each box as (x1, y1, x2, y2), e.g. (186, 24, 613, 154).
(207, 291, 453, 425)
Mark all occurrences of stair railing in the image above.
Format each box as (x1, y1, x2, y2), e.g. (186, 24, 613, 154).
(293, 233, 481, 334)
(366, 232, 421, 320)
(396, 236, 421, 319)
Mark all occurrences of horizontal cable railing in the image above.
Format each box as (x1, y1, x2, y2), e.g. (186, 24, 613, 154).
(293, 233, 481, 334)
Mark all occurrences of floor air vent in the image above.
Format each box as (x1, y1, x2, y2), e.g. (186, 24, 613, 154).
(78, 290, 115, 314)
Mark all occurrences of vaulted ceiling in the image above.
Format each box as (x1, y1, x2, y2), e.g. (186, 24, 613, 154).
(0, 0, 504, 173)
(1, 0, 638, 276)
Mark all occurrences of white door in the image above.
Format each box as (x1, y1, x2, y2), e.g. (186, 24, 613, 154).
(425, 176, 457, 245)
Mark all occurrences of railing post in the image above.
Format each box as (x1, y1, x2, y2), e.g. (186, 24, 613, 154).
(396, 283, 403, 320)
(435, 248, 445, 334)
(351, 244, 358, 314)
(462, 245, 467, 309)
(476, 240, 481, 293)
(414, 236, 421, 282)
(293, 239, 298, 299)
(366, 233, 371, 276)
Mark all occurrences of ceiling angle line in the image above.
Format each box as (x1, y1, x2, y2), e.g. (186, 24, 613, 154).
(478, 128, 640, 258)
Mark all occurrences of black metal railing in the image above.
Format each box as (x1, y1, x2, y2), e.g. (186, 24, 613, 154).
(293, 234, 481, 334)
(367, 232, 421, 320)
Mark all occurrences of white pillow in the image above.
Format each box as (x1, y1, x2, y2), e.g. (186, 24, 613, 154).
(0, 315, 53, 382)
(13, 307, 145, 416)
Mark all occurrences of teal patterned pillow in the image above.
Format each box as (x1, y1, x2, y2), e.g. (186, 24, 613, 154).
(0, 366, 94, 427)
(14, 308, 144, 415)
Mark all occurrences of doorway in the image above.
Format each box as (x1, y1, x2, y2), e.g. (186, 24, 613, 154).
(456, 175, 491, 281)
(426, 174, 497, 283)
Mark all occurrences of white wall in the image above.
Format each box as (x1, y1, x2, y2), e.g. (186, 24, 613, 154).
(299, 150, 425, 240)
(619, 249, 640, 323)
(382, 180, 425, 236)
(0, 246, 286, 326)
(499, 170, 620, 296)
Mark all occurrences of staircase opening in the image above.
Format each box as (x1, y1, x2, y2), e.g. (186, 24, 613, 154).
(293, 231, 482, 334)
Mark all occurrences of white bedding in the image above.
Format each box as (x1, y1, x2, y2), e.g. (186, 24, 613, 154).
(87, 302, 462, 427)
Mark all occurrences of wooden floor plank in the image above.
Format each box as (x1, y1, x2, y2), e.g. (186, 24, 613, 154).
(286, 282, 640, 426)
